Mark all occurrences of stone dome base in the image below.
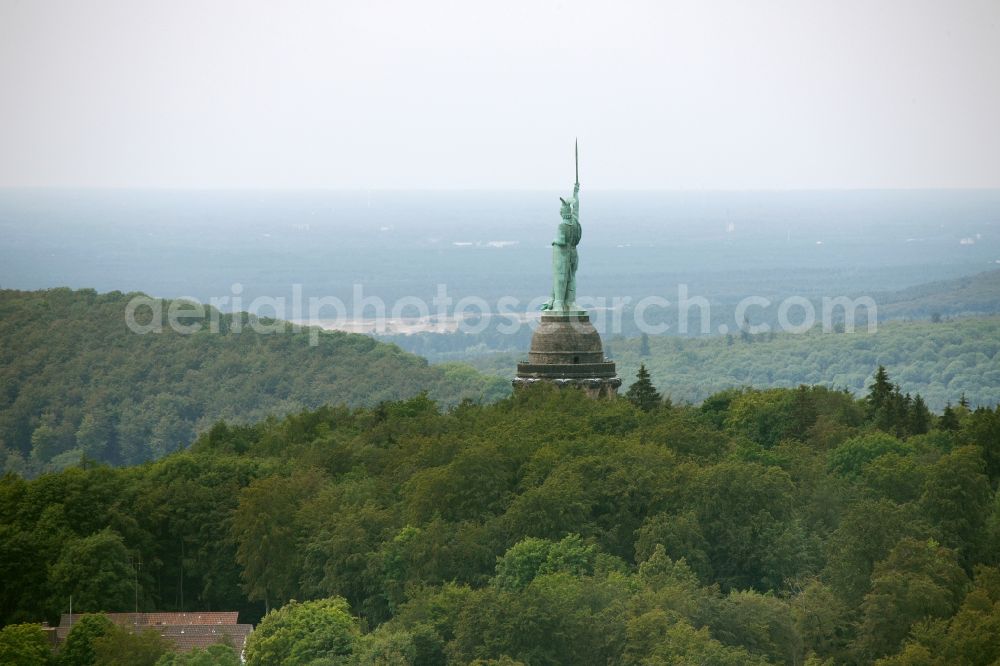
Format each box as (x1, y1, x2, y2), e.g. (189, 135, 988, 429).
(513, 311, 620, 398)
(511, 375, 622, 399)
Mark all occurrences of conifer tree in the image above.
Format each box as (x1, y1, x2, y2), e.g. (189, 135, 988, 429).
(939, 404, 960, 432)
(908, 394, 931, 435)
(884, 385, 906, 435)
(866, 365, 893, 418)
(626, 364, 662, 412)
(902, 392, 913, 415)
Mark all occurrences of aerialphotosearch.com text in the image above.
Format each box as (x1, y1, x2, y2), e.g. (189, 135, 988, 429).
(125, 283, 877, 344)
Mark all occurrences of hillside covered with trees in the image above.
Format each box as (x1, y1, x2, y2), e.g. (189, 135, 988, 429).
(2, 375, 999, 664)
(463, 316, 1000, 412)
(875, 268, 1000, 321)
(0, 288, 507, 475)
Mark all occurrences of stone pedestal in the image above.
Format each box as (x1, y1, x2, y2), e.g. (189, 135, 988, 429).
(513, 312, 621, 398)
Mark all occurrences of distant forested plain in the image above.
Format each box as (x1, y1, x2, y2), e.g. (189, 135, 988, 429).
(4, 190, 998, 310)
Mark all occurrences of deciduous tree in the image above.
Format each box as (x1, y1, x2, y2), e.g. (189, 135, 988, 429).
(243, 597, 360, 666)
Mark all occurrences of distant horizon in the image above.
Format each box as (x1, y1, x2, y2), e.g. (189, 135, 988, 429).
(4, 186, 1000, 193)
(3, 188, 996, 314)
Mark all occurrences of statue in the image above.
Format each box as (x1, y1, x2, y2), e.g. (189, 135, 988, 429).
(515, 139, 620, 397)
(542, 140, 582, 312)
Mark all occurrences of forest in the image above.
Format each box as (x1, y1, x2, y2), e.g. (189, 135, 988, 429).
(1, 369, 999, 665)
(4, 285, 998, 480)
(0, 288, 507, 475)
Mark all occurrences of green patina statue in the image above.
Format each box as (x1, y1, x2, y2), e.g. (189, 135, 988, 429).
(542, 140, 583, 312)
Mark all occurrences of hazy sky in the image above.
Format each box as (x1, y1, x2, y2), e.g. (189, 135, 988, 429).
(1, 0, 998, 189)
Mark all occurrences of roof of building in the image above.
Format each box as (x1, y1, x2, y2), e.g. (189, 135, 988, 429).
(158, 624, 253, 653)
(58, 611, 239, 628)
(55, 612, 251, 653)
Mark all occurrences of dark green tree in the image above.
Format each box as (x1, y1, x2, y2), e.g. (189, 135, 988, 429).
(92, 626, 171, 666)
(625, 610, 768, 665)
(48, 529, 136, 614)
(626, 364, 662, 412)
(790, 580, 851, 662)
(450, 573, 629, 665)
(725, 389, 799, 447)
(881, 565, 1000, 665)
(709, 588, 803, 665)
(634, 511, 713, 582)
(58, 613, 115, 666)
(857, 538, 968, 661)
(349, 627, 417, 665)
(231, 470, 324, 610)
(866, 365, 894, 423)
(823, 499, 931, 606)
(939, 403, 960, 431)
(884, 386, 908, 435)
(134, 454, 259, 618)
(962, 406, 1000, 488)
(0, 522, 46, 627)
(0, 623, 54, 666)
(689, 460, 802, 591)
(908, 394, 931, 436)
(919, 446, 992, 562)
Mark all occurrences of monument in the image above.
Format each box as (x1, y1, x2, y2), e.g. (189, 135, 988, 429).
(513, 141, 621, 398)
